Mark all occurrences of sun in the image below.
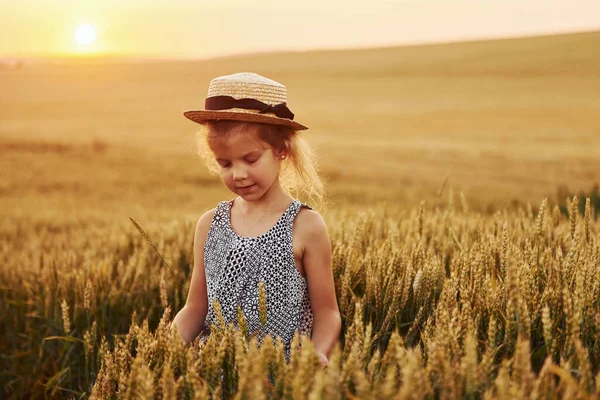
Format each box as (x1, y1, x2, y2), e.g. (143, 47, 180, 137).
(75, 24, 97, 46)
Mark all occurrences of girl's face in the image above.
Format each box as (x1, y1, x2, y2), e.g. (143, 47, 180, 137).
(210, 126, 283, 201)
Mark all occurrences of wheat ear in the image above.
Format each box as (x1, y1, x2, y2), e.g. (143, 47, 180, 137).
(129, 217, 182, 288)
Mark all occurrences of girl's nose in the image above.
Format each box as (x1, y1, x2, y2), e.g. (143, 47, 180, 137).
(232, 164, 247, 181)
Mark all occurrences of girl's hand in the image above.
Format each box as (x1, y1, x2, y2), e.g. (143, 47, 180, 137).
(317, 352, 329, 367)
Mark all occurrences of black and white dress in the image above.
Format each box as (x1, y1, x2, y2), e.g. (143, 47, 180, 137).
(199, 198, 313, 361)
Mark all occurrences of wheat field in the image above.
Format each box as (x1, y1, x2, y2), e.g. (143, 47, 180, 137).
(1, 31, 600, 399)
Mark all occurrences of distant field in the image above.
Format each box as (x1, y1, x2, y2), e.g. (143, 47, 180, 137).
(1, 31, 599, 222)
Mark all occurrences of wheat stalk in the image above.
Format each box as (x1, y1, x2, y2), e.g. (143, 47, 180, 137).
(129, 217, 184, 290)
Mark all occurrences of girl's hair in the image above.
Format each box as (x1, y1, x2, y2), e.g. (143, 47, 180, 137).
(194, 120, 325, 209)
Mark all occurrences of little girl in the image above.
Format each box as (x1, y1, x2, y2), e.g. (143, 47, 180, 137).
(171, 72, 341, 366)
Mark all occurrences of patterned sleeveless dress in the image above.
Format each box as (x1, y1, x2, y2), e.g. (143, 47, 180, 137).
(199, 198, 314, 361)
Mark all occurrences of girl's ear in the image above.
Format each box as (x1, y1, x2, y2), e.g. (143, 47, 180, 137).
(273, 142, 289, 159)
(274, 149, 285, 159)
(274, 151, 287, 161)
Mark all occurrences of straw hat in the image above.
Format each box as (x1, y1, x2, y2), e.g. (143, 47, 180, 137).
(183, 72, 308, 131)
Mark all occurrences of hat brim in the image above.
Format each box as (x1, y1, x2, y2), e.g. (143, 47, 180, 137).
(183, 110, 308, 131)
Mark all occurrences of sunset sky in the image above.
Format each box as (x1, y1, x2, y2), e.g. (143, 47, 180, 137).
(1, 0, 599, 59)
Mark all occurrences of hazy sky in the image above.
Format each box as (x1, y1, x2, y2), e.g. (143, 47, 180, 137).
(1, 0, 599, 58)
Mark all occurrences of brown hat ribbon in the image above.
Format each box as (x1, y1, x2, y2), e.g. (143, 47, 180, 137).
(205, 95, 295, 120)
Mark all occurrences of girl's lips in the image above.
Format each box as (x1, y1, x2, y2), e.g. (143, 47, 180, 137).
(237, 184, 256, 192)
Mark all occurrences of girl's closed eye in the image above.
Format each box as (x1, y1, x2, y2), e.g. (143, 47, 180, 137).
(244, 151, 263, 164)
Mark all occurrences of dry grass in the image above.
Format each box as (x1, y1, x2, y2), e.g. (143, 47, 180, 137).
(2, 195, 600, 398)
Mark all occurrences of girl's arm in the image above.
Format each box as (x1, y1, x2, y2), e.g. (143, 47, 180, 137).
(171, 209, 214, 345)
(297, 209, 342, 365)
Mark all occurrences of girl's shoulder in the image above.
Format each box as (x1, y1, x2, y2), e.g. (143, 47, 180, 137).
(196, 207, 217, 236)
(293, 205, 328, 239)
(197, 199, 234, 230)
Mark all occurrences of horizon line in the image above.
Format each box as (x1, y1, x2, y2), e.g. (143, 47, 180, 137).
(1, 27, 598, 63)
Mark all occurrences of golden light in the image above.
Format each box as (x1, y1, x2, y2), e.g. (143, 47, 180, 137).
(75, 24, 97, 46)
